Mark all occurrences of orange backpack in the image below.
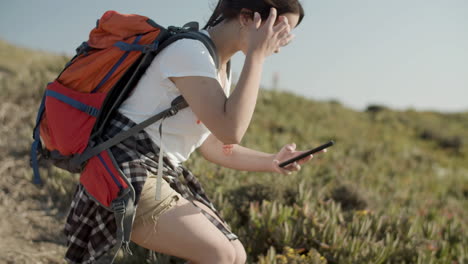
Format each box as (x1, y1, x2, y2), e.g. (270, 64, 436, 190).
(30, 10, 219, 256)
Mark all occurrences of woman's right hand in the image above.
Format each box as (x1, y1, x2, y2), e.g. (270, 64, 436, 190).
(246, 8, 295, 59)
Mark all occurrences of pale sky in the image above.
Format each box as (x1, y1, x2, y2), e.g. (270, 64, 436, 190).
(1, 0, 467, 112)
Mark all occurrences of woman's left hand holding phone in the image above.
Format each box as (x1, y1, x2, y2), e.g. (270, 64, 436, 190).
(271, 143, 326, 175)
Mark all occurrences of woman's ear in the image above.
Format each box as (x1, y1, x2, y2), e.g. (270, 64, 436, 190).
(238, 8, 254, 27)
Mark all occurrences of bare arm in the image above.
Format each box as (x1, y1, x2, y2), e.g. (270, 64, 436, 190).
(170, 52, 264, 144)
(198, 133, 275, 172)
(198, 134, 316, 174)
(171, 9, 292, 144)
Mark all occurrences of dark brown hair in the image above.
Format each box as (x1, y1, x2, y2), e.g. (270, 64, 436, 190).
(203, 0, 305, 29)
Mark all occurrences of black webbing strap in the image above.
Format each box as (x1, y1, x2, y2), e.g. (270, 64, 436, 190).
(108, 189, 136, 263)
(162, 30, 220, 69)
(190, 195, 238, 240)
(71, 97, 188, 168)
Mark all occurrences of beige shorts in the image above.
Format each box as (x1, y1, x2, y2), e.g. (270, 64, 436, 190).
(132, 174, 181, 241)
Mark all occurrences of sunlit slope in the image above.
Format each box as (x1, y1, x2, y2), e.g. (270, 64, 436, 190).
(2, 40, 467, 264)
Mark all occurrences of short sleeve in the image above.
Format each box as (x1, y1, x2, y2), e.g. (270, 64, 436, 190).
(158, 38, 218, 81)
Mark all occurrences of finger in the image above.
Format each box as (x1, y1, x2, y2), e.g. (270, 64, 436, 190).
(286, 143, 296, 152)
(289, 162, 300, 170)
(277, 26, 291, 42)
(253, 12, 262, 29)
(266, 7, 277, 29)
(297, 154, 313, 165)
(273, 159, 282, 173)
(284, 161, 296, 170)
(285, 162, 300, 172)
(278, 25, 291, 40)
(281, 143, 293, 153)
(278, 30, 293, 44)
(273, 17, 289, 33)
(296, 164, 301, 171)
(273, 160, 286, 173)
(276, 24, 290, 39)
(274, 160, 292, 175)
(280, 33, 295, 47)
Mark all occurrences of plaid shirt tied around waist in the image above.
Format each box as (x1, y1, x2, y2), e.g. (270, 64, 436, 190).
(64, 112, 237, 263)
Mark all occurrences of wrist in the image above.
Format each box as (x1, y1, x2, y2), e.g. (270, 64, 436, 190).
(246, 50, 265, 64)
(265, 153, 278, 173)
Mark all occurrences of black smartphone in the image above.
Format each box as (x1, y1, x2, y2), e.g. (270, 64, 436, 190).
(279, 140, 335, 168)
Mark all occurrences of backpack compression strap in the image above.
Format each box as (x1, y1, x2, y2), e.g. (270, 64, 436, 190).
(70, 96, 188, 169)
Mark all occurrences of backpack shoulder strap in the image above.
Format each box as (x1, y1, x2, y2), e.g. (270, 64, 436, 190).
(162, 23, 220, 69)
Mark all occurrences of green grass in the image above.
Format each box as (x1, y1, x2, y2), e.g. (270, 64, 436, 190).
(1, 40, 467, 264)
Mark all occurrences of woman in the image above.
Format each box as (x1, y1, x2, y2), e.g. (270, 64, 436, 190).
(65, 0, 318, 263)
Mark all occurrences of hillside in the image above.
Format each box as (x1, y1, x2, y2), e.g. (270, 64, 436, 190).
(1, 40, 467, 264)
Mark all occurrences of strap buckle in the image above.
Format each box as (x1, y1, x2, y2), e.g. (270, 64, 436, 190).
(142, 41, 159, 53)
(112, 199, 126, 214)
(168, 26, 189, 34)
(76, 42, 91, 56)
(169, 108, 178, 116)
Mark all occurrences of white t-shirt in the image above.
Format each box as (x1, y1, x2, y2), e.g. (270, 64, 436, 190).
(118, 30, 231, 165)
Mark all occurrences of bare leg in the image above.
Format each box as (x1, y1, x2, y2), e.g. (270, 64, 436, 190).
(230, 239, 247, 264)
(191, 200, 247, 264)
(131, 195, 238, 264)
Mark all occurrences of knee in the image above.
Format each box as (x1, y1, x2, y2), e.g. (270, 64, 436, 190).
(214, 243, 237, 264)
(195, 241, 237, 264)
(233, 242, 247, 264)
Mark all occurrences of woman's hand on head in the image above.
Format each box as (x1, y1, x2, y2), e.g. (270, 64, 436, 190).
(271, 143, 327, 175)
(246, 8, 294, 59)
